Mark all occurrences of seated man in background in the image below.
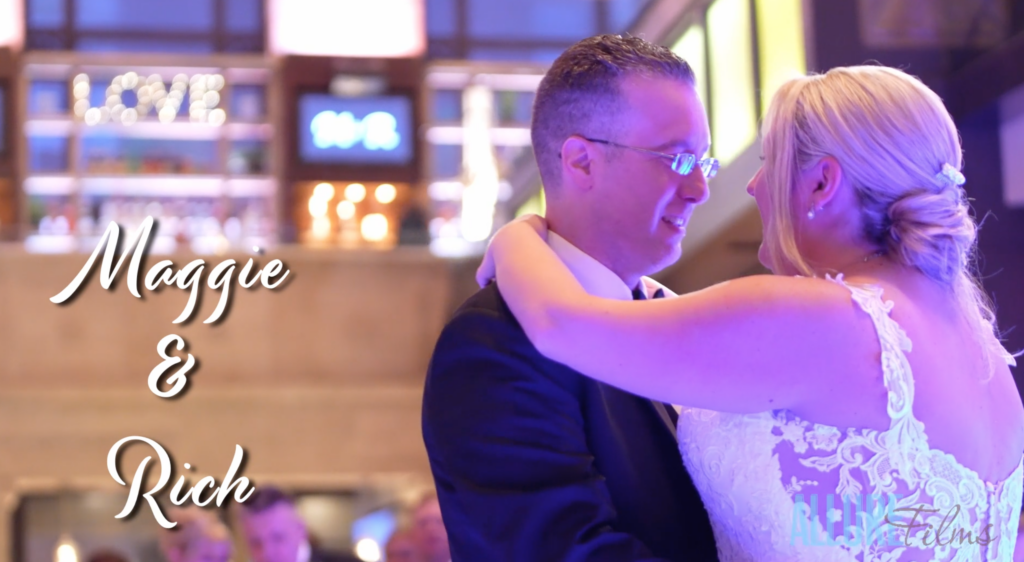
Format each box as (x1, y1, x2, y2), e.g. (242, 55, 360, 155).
(411, 494, 449, 562)
(86, 550, 130, 562)
(238, 487, 358, 562)
(159, 506, 232, 562)
(384, 528, 420, 562)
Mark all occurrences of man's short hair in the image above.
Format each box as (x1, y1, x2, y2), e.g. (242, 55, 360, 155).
(240, 486, 295, 514)
(531, 34, 695, 189)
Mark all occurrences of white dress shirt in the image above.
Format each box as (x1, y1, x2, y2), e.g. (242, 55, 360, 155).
(546, 231, 679, 434)
(548, 231, 649, 301)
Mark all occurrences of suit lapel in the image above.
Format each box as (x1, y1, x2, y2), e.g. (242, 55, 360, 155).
(633, 283, 676, 437)
(651, 400, 678, 438)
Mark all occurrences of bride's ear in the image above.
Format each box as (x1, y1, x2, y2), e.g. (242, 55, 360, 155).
(560, 136, 595, 192)
(805, 156, 844, 213)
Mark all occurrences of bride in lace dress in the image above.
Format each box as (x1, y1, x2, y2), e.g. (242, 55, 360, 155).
(477, 65, 1024, 561)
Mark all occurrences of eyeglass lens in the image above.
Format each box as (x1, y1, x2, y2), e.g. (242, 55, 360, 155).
(671, 153, 697, 175)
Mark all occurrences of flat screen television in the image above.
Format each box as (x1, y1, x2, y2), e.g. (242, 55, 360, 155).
(298, 93, 413, 166)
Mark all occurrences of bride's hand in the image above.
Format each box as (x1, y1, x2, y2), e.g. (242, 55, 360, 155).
(476, 214, 549, 288)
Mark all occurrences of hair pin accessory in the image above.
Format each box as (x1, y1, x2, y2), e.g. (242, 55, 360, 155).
(936, 163, 965, 187)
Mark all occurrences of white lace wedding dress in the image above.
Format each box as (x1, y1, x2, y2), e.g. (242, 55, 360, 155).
(676, 275, 1023, 561)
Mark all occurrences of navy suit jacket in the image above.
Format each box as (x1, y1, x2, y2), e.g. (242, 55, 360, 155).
(422, 283, 718, 561)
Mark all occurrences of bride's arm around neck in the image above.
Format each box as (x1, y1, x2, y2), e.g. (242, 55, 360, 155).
(488, 221, 878, 415)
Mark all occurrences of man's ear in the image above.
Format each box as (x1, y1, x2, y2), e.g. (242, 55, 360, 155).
(560, 136, 595, 191)
(808, 155, 844, 211)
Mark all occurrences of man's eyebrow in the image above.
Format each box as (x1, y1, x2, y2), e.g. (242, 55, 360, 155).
(652, 140, 692, 151)
(654, 140, 711, 154)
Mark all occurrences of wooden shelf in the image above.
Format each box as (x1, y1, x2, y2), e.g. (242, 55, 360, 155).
(25, 118, 273, 141)
(24, 174, 276, 197)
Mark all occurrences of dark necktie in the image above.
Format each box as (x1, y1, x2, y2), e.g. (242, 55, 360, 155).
(631, 286, 665, 301)
(631, 284, 679, 428)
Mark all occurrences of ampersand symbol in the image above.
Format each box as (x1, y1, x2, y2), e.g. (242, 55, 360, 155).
(149, 334, 196, 398)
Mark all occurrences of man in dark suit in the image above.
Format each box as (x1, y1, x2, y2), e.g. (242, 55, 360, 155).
(422, 34, 718, 561)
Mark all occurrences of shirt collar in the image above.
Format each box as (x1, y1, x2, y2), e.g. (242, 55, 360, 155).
(547, 231, 642, 301)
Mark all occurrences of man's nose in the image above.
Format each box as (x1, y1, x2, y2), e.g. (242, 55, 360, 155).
(680, 172, 710, 205)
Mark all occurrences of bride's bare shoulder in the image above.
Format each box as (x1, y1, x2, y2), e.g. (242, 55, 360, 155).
(692, 274, 860, 311)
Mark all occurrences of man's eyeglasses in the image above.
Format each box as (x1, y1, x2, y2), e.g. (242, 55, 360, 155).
(582, 137, 720, 179)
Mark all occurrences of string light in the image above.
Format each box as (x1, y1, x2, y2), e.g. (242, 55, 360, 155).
(312, 216, 332, 239)
(159, 106, 178, 123)
(345, 183, 367, 203)
(83, 107, 101, 126)
(354, 538, 381, 562)
(72, 81, 89, 100)
(309, 183, 337, 238)
(313, 183, 335, 201)
(120, 108, 138, 125)
(73, 72, 222, 126)
(336, 200, 356, 220)
(308, 197, 328, 218)
(360, 213, 388, 242)
(53, 534, 79, 562)
(55, 542, 77, 562)
(374, 183, 396, 204)
(73, 99, 90, 117)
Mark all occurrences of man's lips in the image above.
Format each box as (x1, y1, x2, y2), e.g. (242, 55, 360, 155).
(661, 215, 687, 229)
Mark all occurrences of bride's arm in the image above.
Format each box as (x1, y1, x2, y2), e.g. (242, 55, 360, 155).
(488, 220, 865, 414)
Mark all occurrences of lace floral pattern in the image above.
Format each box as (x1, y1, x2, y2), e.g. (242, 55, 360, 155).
(676, 274, 1023, 562)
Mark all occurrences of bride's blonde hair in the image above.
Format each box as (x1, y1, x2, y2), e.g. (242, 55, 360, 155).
(760, 65, 1005, 372)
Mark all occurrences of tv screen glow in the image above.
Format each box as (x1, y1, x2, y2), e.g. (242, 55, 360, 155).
(298, 94, 413, 166)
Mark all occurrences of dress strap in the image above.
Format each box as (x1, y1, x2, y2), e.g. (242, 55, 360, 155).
(825, 274, 916, 424)
(1001, 347, 1018, 367)
(986, 318, 1020, 367)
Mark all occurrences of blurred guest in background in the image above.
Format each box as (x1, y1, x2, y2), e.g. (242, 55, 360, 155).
(238, 487, 358, 562)
(383, 528, 420, 562)
(411, 494, 449, 562)
(86, 550, 130, 562)
(158, 506, 232, 562)
(398, 204, 430, 246)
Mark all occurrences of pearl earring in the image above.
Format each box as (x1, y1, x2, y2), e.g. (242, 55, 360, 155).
(807, 208, 816, 219)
